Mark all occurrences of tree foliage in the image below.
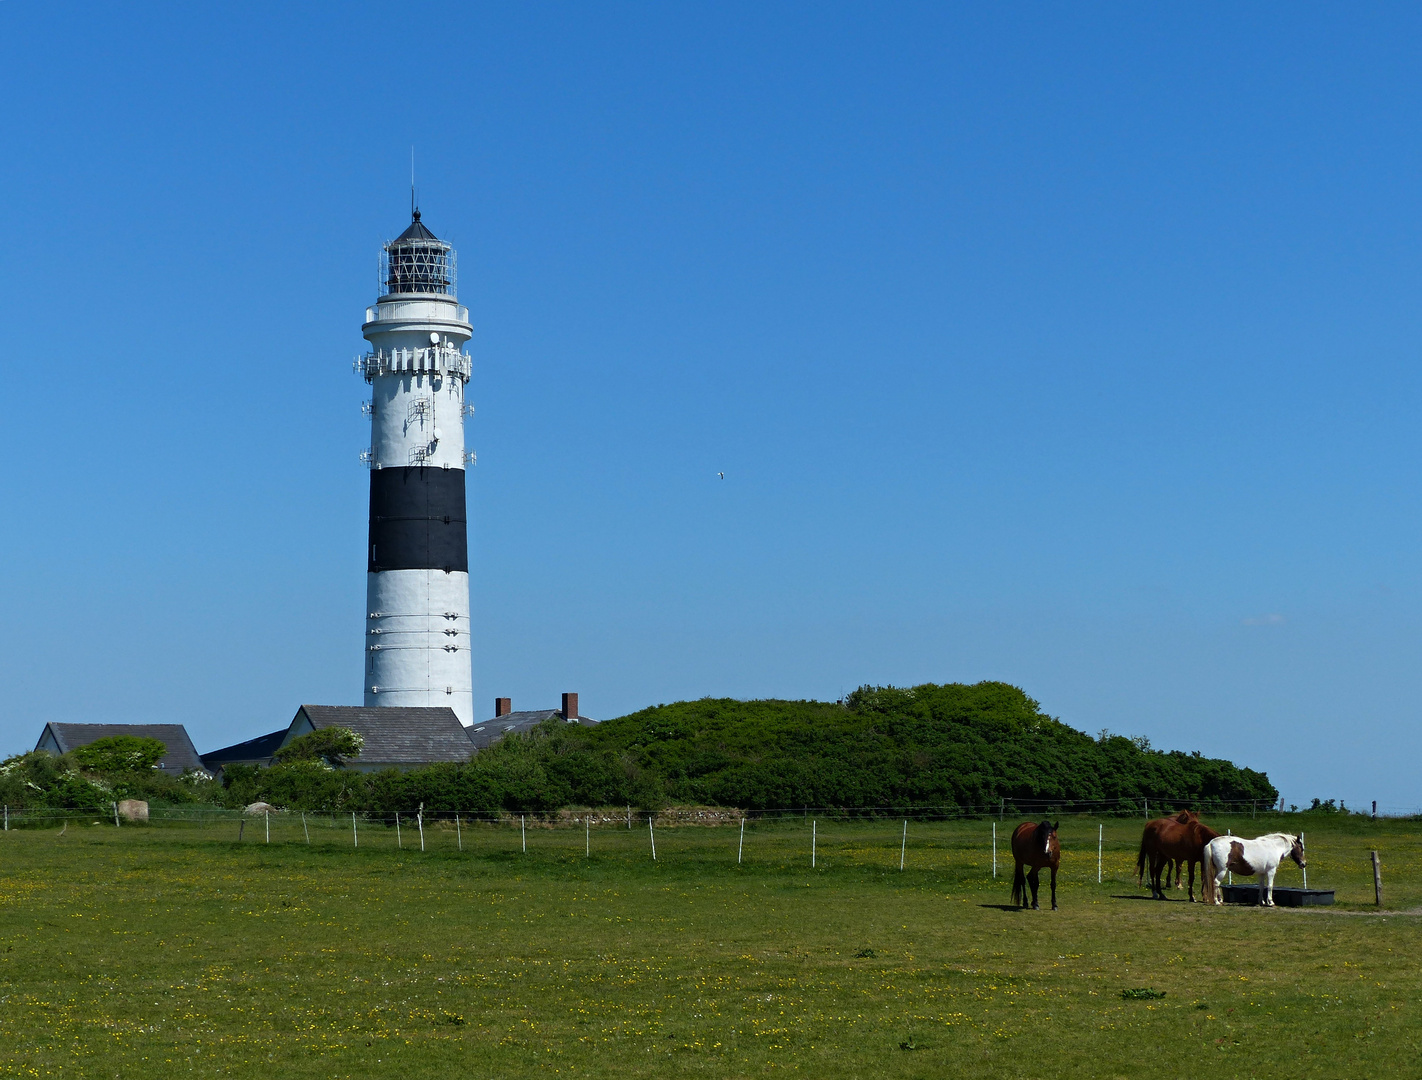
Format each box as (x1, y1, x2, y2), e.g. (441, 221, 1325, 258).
(71, 736, 167, 773)
(272, 727, 364, 767)
(217, 682, 1277, 813)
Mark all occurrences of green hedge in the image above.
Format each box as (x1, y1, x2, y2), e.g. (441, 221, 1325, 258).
(215, 681, 1276, 814)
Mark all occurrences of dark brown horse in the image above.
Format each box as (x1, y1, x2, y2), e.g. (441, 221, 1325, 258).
(1137, 811, 1220, 901)
(1010, 820, 1060, 910)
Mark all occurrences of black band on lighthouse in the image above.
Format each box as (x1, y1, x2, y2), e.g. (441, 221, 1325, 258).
(368, 467, 468, 573)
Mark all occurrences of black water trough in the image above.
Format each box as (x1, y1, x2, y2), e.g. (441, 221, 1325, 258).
(1220, 884, 1334, 907)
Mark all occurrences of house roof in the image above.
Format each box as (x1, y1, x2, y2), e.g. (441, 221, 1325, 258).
(288, 705, 473, 766)
(468, 710, 599, 752)
(200, 729, 288, 771)
(37, 723, 206, 777)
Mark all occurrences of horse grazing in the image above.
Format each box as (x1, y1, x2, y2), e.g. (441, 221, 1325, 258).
(1203, 833, 1306, 906)
(1010, 820, 1060, 910)
(1137, 810, 1220, 901)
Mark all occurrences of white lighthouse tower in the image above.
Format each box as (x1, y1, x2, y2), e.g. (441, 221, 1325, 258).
(356, 209, 475, 725)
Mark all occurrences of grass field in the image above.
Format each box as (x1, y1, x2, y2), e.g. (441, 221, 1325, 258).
(0, 812, 1419, 1078)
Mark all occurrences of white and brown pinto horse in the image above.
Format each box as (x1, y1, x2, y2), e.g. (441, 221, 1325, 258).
(1202, 833, 1306, 906)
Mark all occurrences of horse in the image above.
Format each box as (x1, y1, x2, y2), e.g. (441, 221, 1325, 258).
(1202, 833, 1306, 906)
(1010, 820, 1060, 910)
(1137, 811, 1220, 901)
(1137, 811, 1195, 888)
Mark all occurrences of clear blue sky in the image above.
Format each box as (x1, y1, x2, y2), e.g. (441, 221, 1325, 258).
(1, 4, 1420, 809)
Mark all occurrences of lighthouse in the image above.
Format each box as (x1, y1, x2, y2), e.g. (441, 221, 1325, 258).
(357, 209, 475, 726)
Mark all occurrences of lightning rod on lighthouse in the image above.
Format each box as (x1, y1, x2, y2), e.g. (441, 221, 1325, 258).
(356, 209, 475, 726)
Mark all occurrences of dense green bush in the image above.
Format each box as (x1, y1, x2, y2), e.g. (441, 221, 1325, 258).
(212, 681, 1277, 814)
(71, 736, 167, 772)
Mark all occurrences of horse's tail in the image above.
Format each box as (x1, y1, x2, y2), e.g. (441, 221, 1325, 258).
(1011, 862, 1025, 906)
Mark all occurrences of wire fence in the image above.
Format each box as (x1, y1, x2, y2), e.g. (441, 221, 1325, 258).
(0, 796, 1308, 832)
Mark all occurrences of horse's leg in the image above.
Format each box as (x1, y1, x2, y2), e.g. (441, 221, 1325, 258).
(1028, 866, 1041, 910)
(1174, 859, 1184, 889)
(1050, 864, 1058, 911)
(1264, 867, 1276, 907)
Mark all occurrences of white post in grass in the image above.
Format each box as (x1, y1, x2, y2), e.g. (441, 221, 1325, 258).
(352, 812, 358, 848)
(113, 802, 120, 828)
(265, 810, 270, 844)
(456, 814, 462, 851)
(521, 815, 526, 853)
(1097, 824, 1103, 884)
(812, 820, 817, 868)
(586, 817, 590, 858)
(396, 812, 402, 849)
(302, 812, 310, 845)
(738, 817, 745, 865)
(3, 806, 7, 831)
(900, 820, 907, 871)
(1226, 828, 1232, 885)
(417, 808, 425, 852)
(1301, 831, 1307, 890)
(649, 815, 657, 861)
(992, 821, 997, 879)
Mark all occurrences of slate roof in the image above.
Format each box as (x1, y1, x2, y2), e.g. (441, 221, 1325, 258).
(200, 729, 288, 772)
(468, 710, 599, 752)
(287, 705, 473, 768)
(36, 723, 207, 777)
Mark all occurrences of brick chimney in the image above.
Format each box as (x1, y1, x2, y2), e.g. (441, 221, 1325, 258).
(561, 692, 579, 721)
(494, 697, 511, 718)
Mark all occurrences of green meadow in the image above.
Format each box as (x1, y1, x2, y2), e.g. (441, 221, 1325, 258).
(0, 813, 1418, 1079)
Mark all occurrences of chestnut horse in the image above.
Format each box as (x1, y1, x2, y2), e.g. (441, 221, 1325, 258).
(1137, 810, 1220, 901)
(1010, 820, 1060, 910)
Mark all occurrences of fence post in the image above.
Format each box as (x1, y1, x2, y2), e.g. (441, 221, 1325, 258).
(456, 814, 462, 851)
(992, 822, 997, 879)
(627, 805, 631, 830)
(1300, 831, 1307, 889)
(302, 812, 309, 845)
(3, 805, 7, 831)
(352, 812, 358, 848)
(585, 817, 590, 858)
(1226, 828, 1232, 885)
(417, 805, 425, 852)
(521, 814, 526, 853)
(113, 802, 120, 828)
(265, 810, 270, 844)
(1098, 823, 1103, 884)
(812, 820, 817, 868)
(1372, 850, 1382, 906)
(1144, 797, 1149, 819)
(395, 812, 402, 848)
(738, 817, 745, 865)
(1373, 800, 1377, 819)
(648, 815, 656, 861)
(900, 820, 907, 871)
(239, 817, 245, 842)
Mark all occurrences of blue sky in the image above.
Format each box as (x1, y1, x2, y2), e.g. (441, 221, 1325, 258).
(2, 4, 1421, 809)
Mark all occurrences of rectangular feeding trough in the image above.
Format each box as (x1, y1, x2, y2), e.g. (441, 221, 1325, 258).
(1220, 885, 1334, 906)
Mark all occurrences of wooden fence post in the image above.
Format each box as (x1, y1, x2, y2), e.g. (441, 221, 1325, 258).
(1372, 850, 1383, 907)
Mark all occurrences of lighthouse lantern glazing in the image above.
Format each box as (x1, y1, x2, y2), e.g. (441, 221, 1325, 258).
(357, 210, 475, 725)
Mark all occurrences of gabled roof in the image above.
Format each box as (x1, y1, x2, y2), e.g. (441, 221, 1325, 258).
(200, 729, 288, 771)
(36, 723, 206, 777)
(288, 705, 473, 767)
(468, 711, 599, 752)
